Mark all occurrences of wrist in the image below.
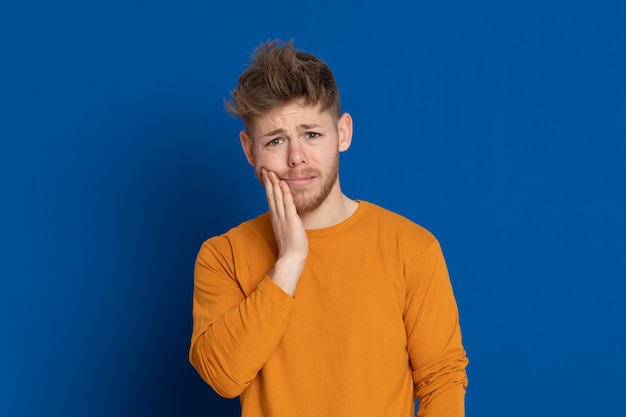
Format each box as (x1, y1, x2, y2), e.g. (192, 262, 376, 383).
(269, 256, 306, 296)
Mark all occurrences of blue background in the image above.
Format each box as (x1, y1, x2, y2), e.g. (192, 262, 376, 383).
(1, 1, 624, 416)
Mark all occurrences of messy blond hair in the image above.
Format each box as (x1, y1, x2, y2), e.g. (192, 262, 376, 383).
(225, 40, 341, 130)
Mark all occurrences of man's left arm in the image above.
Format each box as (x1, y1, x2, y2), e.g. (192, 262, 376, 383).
(404, 238, 469, 417)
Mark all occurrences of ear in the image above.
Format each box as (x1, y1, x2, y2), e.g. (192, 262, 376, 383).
(337, 112, 353, 152)
(240, 130, 256, 166)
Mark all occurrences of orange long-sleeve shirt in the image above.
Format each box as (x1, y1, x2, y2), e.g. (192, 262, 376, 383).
(190, 201, 468, 416)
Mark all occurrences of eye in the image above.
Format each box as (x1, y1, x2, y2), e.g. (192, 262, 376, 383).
(305, 132, 320, 139)
(265, 138, 284, 147)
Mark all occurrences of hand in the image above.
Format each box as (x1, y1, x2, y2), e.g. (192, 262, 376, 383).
(262, 168, 308, 295)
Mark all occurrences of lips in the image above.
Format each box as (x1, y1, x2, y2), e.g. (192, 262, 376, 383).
(283, 176, 316, 187)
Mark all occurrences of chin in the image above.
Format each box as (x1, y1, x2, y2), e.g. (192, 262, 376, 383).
(293, 193, 326, 215)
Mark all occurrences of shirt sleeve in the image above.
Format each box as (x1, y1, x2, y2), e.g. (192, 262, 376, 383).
(404, 239, 469, 417)
(189, 236, 296, 398)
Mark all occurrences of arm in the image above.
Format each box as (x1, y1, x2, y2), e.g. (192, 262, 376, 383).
(405, 240, 468, 417)
(189, 169, 308, 397)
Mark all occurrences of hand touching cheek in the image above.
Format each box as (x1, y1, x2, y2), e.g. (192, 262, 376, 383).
(261, 168, 308, 296)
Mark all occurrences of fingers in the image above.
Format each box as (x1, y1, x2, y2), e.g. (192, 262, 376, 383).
(261, 168, 308, 269)
(262, 168, 291, 220)
(279, 180, 298, 217)
(261, 168, 276, 217)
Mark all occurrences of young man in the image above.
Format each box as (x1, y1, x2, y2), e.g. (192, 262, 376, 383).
(189, 40, 468, 417)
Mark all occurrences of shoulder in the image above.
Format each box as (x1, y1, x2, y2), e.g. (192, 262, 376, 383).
(360, 201, 437, 245)
(227, 212, 274, 243)
(194, 213, 277, 293)
(355, 201, 444, 264)
(360, 203, 449, 280)
(201, 212, 273, 252)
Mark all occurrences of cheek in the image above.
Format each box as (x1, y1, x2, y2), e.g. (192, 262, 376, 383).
(318, 149, 339, 164)
(252, 152, 279, 172)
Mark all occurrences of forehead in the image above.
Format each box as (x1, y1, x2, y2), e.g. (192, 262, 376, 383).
(249, 102, 335, 137)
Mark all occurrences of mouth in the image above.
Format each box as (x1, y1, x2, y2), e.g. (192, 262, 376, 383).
(283, 176, 316, 187)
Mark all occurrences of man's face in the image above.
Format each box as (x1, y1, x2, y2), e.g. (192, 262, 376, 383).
(240, 101, 352, 215)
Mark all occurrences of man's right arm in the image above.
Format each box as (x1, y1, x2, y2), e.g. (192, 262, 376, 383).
(189, 169, 308, 397)
(189, 240, 296, 398)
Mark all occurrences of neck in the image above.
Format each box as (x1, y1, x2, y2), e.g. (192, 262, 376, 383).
(300, 188, 359, 230)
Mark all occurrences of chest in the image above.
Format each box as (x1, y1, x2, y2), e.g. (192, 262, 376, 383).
(290, 238, 408, 340)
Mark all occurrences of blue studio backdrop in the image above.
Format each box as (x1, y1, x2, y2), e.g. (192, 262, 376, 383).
(1, 1, 625, 416)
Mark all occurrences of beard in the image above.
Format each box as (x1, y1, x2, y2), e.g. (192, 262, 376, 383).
(256, 154, 339, 215)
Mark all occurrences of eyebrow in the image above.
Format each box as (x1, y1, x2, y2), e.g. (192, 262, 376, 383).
(261, 124, 323, 138)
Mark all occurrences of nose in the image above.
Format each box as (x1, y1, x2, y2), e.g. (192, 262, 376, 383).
(287, 141, 307, 167)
